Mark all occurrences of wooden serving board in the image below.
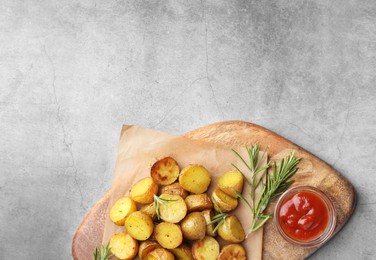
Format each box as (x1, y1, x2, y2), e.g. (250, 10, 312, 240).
(72, 121, 356, 260)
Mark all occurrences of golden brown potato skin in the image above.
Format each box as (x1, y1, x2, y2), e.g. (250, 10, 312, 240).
(218, 244, 246, 260)
(130, 177, 158, 204)
(151, 157, 180, 185)
(179, 165, 211, 194)
(181, 212, 207, 240)
(192, 236, 220, 260)
(139, 203, 158, 221)
(160, 182, 189, 199)
(109, 232, 138, 260)
(170, 243, 194, 260)
(138, 240, 161, 260)
(185, 194, 213, 212)
(217, 170, 244, 198)
(145, 248, 175, 260)
(211, 188, 238, 212)
(218, 215, 245, 243)
(201, 209, 217, 237)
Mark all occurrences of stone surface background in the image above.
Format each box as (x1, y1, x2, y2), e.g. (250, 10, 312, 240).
(1, 0, 375, 259)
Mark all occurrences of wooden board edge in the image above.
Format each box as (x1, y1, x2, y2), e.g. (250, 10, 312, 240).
(71, 121, 357, 259)
(72, 189, 112, 259)
(186, 120, 357, 206)
(183, 121, 357, 258)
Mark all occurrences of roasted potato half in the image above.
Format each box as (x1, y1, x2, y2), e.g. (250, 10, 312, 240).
(109, 232, 138, 260)
(218, 215, 245, 243)
(211, 188, 238, 212)
(179, 165, 211, 194)
(192, 236, 220, 260)
(130, 177, 158, 204)
(154, 222, 183, 249)
(145, 248, 175, 260)
(109, 196, 137, 226)
(160, 182, 189, 199)
(124, 211, 154, 241)
(218, 244, 246, 260)
(201, 209, 217, 237)
(181, 212, 206, 240)
(138, 240, 161, 260)
(140, 203, 158, 221)
(158, 194, 187, 223)
(170, 243, 194, 260)
(185, 193, 213, 212)
(218, 170, 244, 198)
(151, 157, 180, 185)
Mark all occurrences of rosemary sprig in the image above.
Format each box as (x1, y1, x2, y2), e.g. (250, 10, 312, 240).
(208, 200, 228, 233)
(93, 242, 111, 260)
(153, 195, 177, 220)
(233, 145, 301, 233)
(231, 145, 270, 210)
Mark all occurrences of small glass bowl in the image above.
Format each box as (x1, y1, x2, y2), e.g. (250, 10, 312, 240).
(274, 185, 337, 247)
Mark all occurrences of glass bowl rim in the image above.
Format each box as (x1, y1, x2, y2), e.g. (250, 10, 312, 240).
(273, 185, 337, 247)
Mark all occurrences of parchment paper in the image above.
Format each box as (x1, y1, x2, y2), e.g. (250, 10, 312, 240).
(102, 125, 266, 260)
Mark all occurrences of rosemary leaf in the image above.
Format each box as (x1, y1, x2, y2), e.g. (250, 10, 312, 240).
(153, 195, 177, 220)
(231, 163, 252, 186)
(208, 199, 229, 232)
(93, 242, 111, 260)
(231, 148, 254, 174)
(212, 218, 225, 233)
(252, 215, 271, 232)
(232, 145, 301, 233)
(236, 191, 253, 212)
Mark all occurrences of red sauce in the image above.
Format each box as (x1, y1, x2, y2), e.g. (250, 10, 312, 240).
(278, 191, 329, 241)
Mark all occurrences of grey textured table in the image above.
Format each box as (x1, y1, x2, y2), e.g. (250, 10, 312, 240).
(1, 0, 375, 259)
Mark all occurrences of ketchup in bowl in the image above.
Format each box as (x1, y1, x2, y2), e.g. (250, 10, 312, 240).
(274, 186, 336, 247)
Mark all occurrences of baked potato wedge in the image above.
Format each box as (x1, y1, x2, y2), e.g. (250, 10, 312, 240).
(124, 211, 154, 241)
(109, 232, 138, 260)
(130, 177, 158, 204)
(170, 243, 194, 260)
(211, 188, 238, 212)
(160, 182, 189, 199)
(218, 215, 245, 243)
(179, 165, 211, 194)
(158, 194, 187, 223)
(192, 236, 220, 260)
(109, 196, 137, 226)
(145, 248, 175, 260)
(151, 157, 180, 185)
(218, 244, 246, 260)
(201, 209, 217, 237)
(154, 222, 183, 249)
(140, 203, 158, 221)
(185, 193, 213, 212)
(138, 240, 161, 260)
(181, 212, 206, 240)
(218, 170, 244, 198)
